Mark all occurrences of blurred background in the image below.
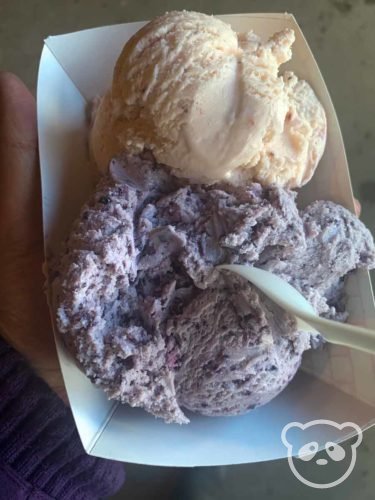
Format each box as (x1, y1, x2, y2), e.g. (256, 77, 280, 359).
(1, 0, 374, 498)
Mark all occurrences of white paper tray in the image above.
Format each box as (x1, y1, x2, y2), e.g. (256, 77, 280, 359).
(37, 13, 375, 466)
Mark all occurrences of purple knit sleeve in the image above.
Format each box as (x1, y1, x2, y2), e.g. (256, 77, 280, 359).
(0, 337, 125, 499)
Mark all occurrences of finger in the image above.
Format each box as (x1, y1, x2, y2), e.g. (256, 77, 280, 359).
(0, 73, 62, 393)
(0, 72, 40, 249)
(354, 198, 361, 217)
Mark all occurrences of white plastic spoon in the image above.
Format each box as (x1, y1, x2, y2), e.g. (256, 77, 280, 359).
(219, 264, 375, 354)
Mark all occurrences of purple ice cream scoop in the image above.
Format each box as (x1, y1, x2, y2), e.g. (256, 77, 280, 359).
(51, 154, 375, 424)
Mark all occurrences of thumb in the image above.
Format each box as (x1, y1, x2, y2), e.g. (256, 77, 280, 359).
(0, 72, 59, 383)
(0, 72, 40, 248)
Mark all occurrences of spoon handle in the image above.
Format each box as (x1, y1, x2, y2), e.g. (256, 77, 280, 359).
(219, 264, 375, 355)
(298, 313, 375, 354)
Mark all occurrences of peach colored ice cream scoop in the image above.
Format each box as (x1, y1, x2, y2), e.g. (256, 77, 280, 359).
(91, 10, 326, 188)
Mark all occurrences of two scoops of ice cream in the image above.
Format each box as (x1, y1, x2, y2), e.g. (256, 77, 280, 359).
(51, 11, 375, 424)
